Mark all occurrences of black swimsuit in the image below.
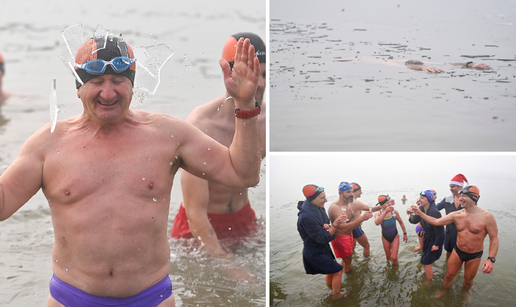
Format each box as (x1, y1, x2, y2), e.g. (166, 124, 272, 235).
(454, 245, 483, 262)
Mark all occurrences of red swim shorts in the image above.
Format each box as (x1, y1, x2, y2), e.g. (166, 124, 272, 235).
(171, 202, 258, 239)
(331, 233, 354, 258)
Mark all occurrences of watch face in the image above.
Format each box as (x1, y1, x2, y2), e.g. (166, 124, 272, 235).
(489, 257, 496, 263)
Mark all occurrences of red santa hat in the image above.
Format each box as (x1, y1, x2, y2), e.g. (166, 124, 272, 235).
(450, 174, 468, 187)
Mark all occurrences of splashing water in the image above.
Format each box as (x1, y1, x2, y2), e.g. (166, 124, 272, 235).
(49, 79, 59, 133)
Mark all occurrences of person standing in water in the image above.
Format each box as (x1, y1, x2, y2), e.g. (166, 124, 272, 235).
(297, 184, 350, 300)
(408, 190, 444, 285)
(349, 182, 371, 258)
(171, 32, 266, 280)
(0, 31, 262, 307)
(328, 181, 391, 273)
(411, 186, 498, 301)
(436, 173, 469, 259)
(374, 195, 407, 265)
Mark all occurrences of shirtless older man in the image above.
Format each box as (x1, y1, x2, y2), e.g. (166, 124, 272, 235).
(411, 186, 499, 300)
(0, 32, 262, 307)
(328, 181, 392, 273)
(172, 33, 266, 260)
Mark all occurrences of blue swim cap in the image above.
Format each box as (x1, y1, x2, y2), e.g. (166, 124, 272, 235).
(420, 190, 435, 203)
(338, 181, 353, 193)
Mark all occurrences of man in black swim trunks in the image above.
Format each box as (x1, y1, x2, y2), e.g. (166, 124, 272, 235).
(411, 185, 499, 300)
(350, 182, 371, 257)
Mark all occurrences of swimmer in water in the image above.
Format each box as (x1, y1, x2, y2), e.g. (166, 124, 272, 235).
(171, 32, 266, 282)
(0, 30, 262, 307)
(404, 59, 492, 73)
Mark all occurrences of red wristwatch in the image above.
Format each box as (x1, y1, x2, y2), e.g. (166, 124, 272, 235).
(235, 100, 261, 119)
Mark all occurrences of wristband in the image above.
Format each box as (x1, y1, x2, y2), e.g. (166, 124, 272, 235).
(235, 99, 261, 119)
(403, 232, 407, 235)
(465, 61, 473, 68)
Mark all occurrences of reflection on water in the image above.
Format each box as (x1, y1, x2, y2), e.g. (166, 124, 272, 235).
(270, 0, 516, 151)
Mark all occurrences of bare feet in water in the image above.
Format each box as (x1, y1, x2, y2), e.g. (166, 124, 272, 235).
(412, 246, 422, 252)
(332, 290, 350, 300)
(434, 289, 448, 298)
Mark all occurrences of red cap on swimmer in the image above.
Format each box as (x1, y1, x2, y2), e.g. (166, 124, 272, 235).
(74, 36, 136, 89)
(222, 32, 266, 70)
(0, 52, 5, 74)
(303, 184, 324, 202)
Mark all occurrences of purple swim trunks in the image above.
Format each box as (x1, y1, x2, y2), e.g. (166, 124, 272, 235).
(49, 274, 172, 307)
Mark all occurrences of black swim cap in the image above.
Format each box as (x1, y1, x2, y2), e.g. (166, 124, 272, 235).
(459, 185, 480, 204)
(222, 32, 266, 69)
(74, 36, 136, 89)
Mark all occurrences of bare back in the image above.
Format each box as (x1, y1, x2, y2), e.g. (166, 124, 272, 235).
(185, 95, 266, 213)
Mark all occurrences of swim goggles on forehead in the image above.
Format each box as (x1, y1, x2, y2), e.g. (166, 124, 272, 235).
(76, 57, 136, 75)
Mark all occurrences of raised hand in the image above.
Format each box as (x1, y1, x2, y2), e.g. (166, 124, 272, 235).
(219, 37, 261, 109)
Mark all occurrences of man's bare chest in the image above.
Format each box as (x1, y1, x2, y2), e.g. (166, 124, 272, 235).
(42, 134, 177, 204)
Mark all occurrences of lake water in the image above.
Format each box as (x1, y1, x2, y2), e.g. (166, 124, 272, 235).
(270, 153, 516, 306)
(270, 0, 516, 151)
(0, 0, 266, 305)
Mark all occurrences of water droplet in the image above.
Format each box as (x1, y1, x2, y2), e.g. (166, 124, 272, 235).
(55, 259, 58, 262)
(138, 248, 141, 251)
(207, 147, 211, 151)
(153, 198, 157, 202)
(57, 151, 60, 154)
(142, 177, 146, 181)
(228, 227, 232, 231)
(171, 135, 174, 138)
(174, 156, 178, 160)
(64, 268, 68, 272)
(160, 294, 163, 298)
(203, 162, 207, 165)
(169, 162, 173, 165)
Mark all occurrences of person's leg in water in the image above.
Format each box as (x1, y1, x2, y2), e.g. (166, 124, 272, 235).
(354, 233, 370, 257)
(423, 264, 434, 287)
(341, 254, 353, 274)
(435, 249, 463, 298)
(325, 270, 349, 300)
(461, 255, 482, 302)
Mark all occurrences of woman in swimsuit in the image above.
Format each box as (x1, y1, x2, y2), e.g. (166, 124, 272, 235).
(374, 195, 408, 265)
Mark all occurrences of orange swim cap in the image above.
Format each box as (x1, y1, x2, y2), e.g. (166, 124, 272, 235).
(222, 32, 266, 69)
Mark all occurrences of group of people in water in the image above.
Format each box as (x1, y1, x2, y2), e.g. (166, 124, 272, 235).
(297, 174, 499, 301)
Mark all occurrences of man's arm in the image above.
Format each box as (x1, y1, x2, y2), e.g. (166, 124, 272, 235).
(450, 62, 492, 70)
(180, 170, 227, 257)
(177, 38, 262, 189)
(482, 212, 499, 274)
(0, 128, 45, 221)
(412, 205, 456, 226)
(405, 60, 444, 73)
